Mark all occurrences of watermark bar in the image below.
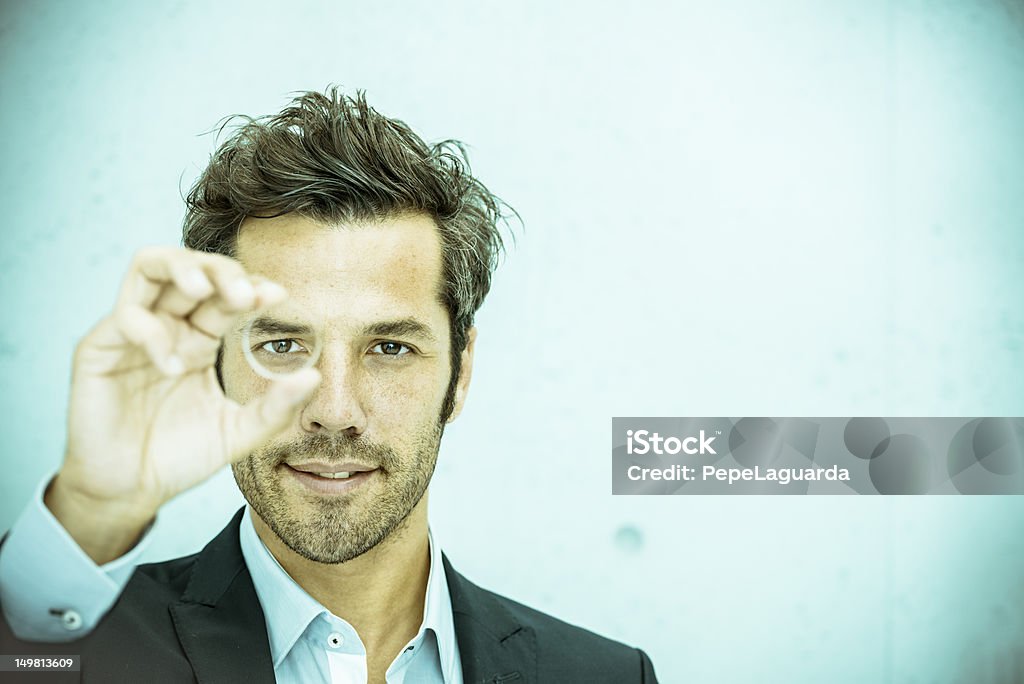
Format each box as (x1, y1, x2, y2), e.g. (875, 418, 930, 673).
(612, 417, 1024, 495)
(0, 656, 80, 671)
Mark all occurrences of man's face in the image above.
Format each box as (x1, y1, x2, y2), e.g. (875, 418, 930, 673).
(221, 212, 472, 564)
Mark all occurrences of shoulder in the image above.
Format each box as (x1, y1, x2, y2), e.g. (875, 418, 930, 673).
(443, 557, 658, 683)
(490, 586, 637, 655)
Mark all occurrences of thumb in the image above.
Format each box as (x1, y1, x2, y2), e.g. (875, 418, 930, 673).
(224, 368, 321, 460)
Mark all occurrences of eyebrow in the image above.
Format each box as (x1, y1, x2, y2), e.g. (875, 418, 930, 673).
(363, 318, 438, 343)
(244, 316, 438, 343)
(246, 318, 314, 337)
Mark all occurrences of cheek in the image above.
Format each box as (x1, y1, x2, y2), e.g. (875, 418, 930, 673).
(220, 344, 269, 404)
(361, 359, 449, 421)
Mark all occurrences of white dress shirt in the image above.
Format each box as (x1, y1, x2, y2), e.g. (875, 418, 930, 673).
(238, 506, 463, 683)
(0, 474, 463, 683)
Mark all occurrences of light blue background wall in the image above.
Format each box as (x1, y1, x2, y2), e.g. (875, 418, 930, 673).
(2, 1, 1023, 682)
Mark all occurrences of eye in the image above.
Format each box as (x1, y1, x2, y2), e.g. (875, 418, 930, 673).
(371, 341, 411, 356)
(260, 339, 304, 354)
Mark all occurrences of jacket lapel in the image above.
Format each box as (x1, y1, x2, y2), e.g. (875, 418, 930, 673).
(167, 511, 537, 684)
(170, 508, 276, 684)
(444, 555, 536, 684)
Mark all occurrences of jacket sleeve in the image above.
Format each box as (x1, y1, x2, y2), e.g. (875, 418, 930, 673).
(0, 474, 154, 642)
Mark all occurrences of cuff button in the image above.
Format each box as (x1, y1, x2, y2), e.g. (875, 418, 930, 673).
(61, 610, 83, 630)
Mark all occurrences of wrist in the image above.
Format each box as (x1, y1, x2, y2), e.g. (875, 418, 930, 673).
(44, 472, 158, 565)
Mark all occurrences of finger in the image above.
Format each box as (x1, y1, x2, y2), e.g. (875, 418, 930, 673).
(189, 278, 287, 340)
(121, 248, 259, 337)
(249, 276, 289, 309)
(222, 368, 321, 459)
(199, 260, 257, 312)
(114, 304, 184, 376)
(117, 270, 164, 312)
(152, 282, 207, 318)
(119, 248, 215, 311)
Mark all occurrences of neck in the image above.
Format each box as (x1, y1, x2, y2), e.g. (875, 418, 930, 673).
(249, 497, 431, 667)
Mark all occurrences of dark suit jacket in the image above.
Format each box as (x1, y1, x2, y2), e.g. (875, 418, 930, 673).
(1, 508, 658, 683)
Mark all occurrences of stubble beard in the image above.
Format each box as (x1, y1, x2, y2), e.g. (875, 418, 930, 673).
(232, 420, 444, 564)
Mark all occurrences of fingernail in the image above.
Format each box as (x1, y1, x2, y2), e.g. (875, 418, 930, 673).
(230, 279, 255, 303)
(260, 282, 287, 302)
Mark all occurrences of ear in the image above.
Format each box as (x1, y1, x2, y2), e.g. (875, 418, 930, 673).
(446, 326, 477, 423)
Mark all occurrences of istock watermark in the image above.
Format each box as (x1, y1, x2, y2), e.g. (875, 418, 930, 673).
(612, 417, 1024, 495)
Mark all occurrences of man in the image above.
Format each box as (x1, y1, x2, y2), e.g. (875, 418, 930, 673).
(0, 88, 658, 683)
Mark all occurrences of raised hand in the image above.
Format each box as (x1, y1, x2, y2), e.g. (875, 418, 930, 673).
(47, 247, 320, 564)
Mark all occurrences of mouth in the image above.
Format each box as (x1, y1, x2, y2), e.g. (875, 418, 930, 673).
(307, 471, 356, 479)
(282, 463, 379, 496)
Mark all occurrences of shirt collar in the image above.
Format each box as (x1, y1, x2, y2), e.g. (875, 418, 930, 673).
(421, 523, 459, 683)
(238, 506, 459, 682)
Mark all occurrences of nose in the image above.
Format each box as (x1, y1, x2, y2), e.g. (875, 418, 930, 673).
(299, 348, 367, 435)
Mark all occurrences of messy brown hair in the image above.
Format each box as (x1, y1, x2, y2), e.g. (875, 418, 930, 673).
(182, 87, 514, 420)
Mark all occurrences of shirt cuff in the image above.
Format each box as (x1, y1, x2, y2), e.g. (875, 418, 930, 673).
(0, 473, 155, 642)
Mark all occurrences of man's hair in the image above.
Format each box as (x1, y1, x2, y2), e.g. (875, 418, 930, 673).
(182, 87, 514, 419)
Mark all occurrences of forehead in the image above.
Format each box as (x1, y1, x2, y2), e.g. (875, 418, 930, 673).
(234, 212, 446, 324)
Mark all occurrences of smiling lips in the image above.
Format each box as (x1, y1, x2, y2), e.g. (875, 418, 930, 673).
(288, 462, 376, 479)
(284, 462, 378, 494)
